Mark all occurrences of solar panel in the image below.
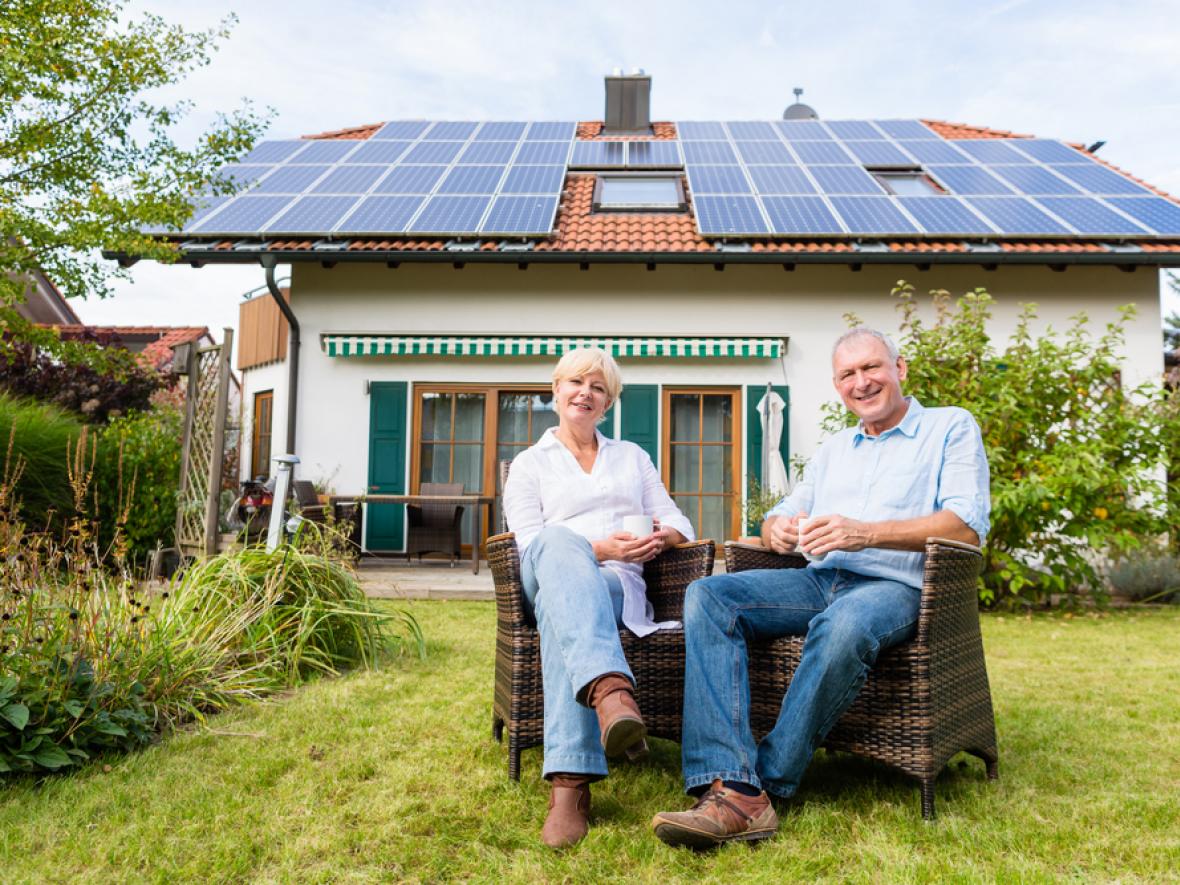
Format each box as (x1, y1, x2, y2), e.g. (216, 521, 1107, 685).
(689, 165, 751, 194)
(215, 164, 273, 188)
(791, 140, 852, 164)
(424, 121, 479, 140)
(875, 120, 938, 140)
(952, 140, 1029, 163)
(776, 120, 831, 140)
(693, 195, 768, 235)
(526, 122, 576, 140)
(627, 141, 682, 167)
(182, 194, 233, 228)
(966, 197, 1072, 234)
(408, 195, 491, 233)
(458, 140, 519, 164)
(843, 140, 915, 166)
(1049, 163, 1150, 196)
(437, 165, 506, 195)
(677, 121, 727, 140)
(240, 141, 309, 164)
(371, 165, 446, 195)
(827, 120, 881, 140)
(372, 121, 431, 140)
(896, 196, 996, 234)
(311, 165, 389, 194)
(338, 195, 426, 233)
(188, 195, 294, 233)
(265, 196, 361, 233)
(1034, 197, 1150, 234)
(830, 197, 920, 234)
(253, 165, 332, 194)
(761, 196, 843, 234)
(927, 165, 1014, 195)
(1009, 139, 1086, 163)
(515, 141, 570, 164)
(347, 140, 413, 164)
(809, 165, 886, 195)
(402, 141, 465, 164)
(897, 139, 970, 164)
(292, 140, 360, 163)
(682, 141, 738, 164)
(727, 121, 779, 140)
(988, 165, 1081, 195)
(475, 121, 527, 141)
(734, 140, 795, 165)
(500, 165, 565, 194)
(571, 141, 625, 167)
(480, 195, 560, 235)
(1105, 197, 1180, 234)
(748, 166, 816, 194)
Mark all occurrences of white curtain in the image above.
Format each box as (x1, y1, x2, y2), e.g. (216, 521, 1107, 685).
(756, 391, 789, 496)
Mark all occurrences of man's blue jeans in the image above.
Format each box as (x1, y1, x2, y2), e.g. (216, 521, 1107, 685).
(681, 566, 920, 798)
(521, 525, 631, 780)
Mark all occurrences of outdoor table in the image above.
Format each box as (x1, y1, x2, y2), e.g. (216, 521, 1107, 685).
(335, 494, 495, 574)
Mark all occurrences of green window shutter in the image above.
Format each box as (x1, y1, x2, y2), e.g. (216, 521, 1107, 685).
(601, 403, 617, 438)
(745, 385, 790, 530)
(619, 384, 659, 465)
(366, 381, 408, 551)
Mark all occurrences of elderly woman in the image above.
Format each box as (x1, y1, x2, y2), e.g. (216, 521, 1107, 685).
(503, 347, 694, 848)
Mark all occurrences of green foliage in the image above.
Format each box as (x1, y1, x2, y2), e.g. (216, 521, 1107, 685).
(0, 0, 267, 305)
(823, 283, 1180, 608)
(0, 391, 83, 528)
(1107, 546, 1180, 603)
(1165, 273, 1180, 351)
(742, 474, 782, 535)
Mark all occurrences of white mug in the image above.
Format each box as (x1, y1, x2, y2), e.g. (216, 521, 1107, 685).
(796, 516, 825, 562)
(622, 514, 654, 538)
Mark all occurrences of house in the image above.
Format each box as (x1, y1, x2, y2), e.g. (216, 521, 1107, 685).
(126, 75, 1180, 555)
(10, 261, 81, 325)
(47, 325, 215, 371)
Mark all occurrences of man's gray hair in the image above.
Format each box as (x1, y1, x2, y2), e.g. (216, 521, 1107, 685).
(832, 326, 900, 362)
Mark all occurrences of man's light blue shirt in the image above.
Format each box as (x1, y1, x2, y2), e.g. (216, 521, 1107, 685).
(766, 397, 990, 590)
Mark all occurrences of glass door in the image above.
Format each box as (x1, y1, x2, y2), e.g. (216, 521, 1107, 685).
(416, 390, 486, 545)
(664, 389, 741, 545)
(495, 390, 559, 530)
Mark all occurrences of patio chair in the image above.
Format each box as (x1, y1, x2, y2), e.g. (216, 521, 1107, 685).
(292, 480, 324, 520)
(406, 482, 465, 565)
(292, 480, 361, 553)
(488, 531, 716, 781)
(726, 538, 999, 820)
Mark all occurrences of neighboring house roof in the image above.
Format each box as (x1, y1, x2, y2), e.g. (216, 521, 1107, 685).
(10, 266, 82, 324)
(142, 117, 1180, 267)
(46, 324, 212, 371)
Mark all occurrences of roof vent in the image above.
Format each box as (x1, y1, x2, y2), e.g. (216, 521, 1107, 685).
(783, 87, 819, 120)
(604, 69, 652, 135)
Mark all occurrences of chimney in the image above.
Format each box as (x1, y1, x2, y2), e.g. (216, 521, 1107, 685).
(603, 68, 652, 135)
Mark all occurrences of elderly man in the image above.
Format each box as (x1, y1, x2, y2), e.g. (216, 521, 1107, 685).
(652, 327, 990, 849)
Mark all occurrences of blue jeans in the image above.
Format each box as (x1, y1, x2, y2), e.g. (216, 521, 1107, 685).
(681, 566, 920, 798)
(521, 525, 632, 780)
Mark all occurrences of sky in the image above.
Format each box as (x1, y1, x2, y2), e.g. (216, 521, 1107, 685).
(82, 0, 1180, 341)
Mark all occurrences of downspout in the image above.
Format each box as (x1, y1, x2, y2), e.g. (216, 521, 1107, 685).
(260, 255, 299, 455)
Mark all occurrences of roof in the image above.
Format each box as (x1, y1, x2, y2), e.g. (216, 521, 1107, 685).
(142, 118, 1180, 267)
(46, 325, 212, 370)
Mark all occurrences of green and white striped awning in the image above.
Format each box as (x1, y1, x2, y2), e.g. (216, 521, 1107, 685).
(321, 334, 783, 359)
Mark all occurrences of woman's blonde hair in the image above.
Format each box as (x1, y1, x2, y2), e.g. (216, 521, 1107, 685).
(551, 346, 624, 405)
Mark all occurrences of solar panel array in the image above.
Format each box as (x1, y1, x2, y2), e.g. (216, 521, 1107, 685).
(677, 119, 1178, 238)
(185, 121, 576, 237)
(177, 118, 1180, 241)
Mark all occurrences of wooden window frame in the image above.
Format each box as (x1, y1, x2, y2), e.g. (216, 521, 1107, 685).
(250, 390, 274, 479)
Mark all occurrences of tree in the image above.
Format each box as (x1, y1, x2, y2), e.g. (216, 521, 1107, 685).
(0, 0, 266, 306)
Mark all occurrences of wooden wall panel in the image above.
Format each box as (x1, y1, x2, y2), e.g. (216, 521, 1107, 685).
(237, 291, 289, 370)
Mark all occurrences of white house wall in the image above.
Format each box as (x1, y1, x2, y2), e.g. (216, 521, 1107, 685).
(248, 261, 1161, 505)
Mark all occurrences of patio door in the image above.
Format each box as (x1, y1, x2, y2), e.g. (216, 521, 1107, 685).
(663, 388, 741, 545)
(415, 390, 486, 546)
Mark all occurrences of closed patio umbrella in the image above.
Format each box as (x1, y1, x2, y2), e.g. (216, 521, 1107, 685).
(756, 388, 789, 496)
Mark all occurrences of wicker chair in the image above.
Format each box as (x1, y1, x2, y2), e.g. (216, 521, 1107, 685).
(406, 482, 465, 564)
(726, 538, 999, 819)
(488, 531, 716, 781)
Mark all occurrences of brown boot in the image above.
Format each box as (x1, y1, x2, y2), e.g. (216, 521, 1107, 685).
(585, 673, 647, 759)
(541, 775, 591, 848)
(651, 779, 778, 849)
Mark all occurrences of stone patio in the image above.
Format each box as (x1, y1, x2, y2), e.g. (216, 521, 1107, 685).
(356, 557, 494, 600)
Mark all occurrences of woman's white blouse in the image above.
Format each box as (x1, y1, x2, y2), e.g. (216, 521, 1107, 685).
(503, 427, 695, 637)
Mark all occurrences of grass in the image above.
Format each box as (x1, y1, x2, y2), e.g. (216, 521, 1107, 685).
(1, 602, 1178, 883)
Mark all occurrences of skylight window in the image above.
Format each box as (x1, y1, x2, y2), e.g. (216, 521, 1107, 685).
(593, 175, 686, 212)
(870, 170, 943, 196)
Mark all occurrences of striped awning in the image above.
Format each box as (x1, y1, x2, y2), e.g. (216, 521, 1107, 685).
(321, 334, 783, 359)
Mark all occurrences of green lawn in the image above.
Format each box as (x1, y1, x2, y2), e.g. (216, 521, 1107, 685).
(2, 602, 1178, 883)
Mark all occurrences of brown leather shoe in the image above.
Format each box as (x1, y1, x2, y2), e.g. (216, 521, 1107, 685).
(586, 673, 647, 759)
(541, 775, 591, 849)
(651, 780, 778, 849)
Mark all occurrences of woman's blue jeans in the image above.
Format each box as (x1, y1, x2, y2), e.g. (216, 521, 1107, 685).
(680, 566, 920, 798)
(520, 525, 632, 780)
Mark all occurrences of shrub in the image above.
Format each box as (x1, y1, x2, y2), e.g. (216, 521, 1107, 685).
(0, 392, 84, 530)
(824, 283, 1180, 608)
(1107, 549, 1180, 604)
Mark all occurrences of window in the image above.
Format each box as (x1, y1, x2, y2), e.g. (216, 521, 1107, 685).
(870, 170, 943, 196)
(663, 388, 742, 544)
(250, 391, 273, 479)
(593, 175, 686, 212)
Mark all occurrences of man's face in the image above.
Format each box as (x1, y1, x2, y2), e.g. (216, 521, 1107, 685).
(832, 335, 909, 435)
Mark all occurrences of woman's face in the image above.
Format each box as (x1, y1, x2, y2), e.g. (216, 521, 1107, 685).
(553, 370, 610, 430)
